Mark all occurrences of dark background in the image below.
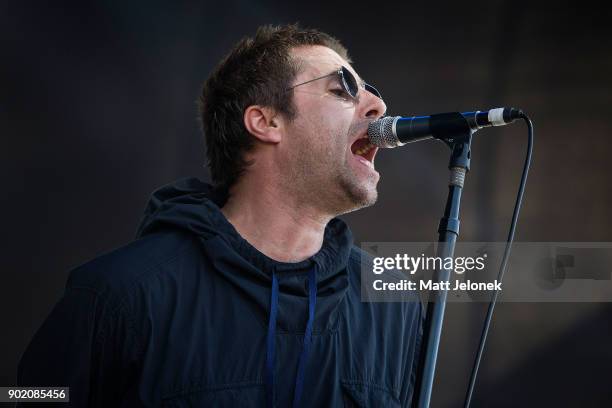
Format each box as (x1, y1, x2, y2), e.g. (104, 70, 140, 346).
(2, 1, 612, 406)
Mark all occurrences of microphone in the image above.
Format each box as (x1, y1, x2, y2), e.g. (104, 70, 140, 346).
(367, 107, 523, 148)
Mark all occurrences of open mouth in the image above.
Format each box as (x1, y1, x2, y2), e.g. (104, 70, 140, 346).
(350, 136, 378, 168)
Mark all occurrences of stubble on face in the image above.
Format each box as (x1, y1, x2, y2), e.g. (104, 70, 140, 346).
(280, 47, 379, 217)
(336, 120, 379, 213)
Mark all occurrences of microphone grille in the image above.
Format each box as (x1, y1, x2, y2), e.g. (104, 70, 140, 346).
(368, 116, 401, 148)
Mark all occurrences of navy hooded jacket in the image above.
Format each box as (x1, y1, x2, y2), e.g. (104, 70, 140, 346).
(18, 178, 423, 407)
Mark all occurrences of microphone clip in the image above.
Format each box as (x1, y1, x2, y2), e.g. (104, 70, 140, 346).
(429, 112, 473, 171)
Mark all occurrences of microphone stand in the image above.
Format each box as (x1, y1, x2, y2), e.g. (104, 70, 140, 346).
(412, 113, 473, 408)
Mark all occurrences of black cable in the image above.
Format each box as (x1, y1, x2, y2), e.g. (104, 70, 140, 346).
(463, 113, 534, 407)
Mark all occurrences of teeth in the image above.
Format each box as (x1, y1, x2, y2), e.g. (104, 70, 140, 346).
(355, 141, 374, 156)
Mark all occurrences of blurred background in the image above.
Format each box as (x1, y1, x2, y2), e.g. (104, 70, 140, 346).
(2, 1, 612, 406)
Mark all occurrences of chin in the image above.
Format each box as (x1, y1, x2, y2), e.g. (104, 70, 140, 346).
(338, 179, 378, 214)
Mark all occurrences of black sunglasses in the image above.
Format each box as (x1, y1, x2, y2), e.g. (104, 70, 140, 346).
(287, 66, 382, 100)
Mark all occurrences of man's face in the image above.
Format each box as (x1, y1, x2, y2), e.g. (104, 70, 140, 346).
(281, 45, 387, 215)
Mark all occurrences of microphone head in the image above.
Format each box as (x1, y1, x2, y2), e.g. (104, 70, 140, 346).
(368, 116, 402, 148)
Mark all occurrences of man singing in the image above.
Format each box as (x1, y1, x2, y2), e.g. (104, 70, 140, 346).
(18, 24, 423, 407)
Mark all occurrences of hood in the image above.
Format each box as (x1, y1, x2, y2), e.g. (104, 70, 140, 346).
(136, 177, 355, 406)
(135, 177, 352, 333)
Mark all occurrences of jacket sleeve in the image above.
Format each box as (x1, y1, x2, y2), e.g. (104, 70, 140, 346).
(17, 286, 137, 407)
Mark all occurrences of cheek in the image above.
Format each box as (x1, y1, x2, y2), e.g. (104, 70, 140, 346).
(312, 108, 353, 141)
(309, 119, 350, 161)
(291, 97, 355, 149)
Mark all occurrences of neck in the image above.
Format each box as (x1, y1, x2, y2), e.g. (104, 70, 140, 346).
(221, 177, 332, 263)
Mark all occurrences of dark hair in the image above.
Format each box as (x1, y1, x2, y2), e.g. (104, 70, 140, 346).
(198, 24, 350, 192)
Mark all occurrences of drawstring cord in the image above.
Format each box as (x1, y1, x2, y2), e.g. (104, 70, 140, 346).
(266, 271, 279, 407)
(293, 267, 317, 407)
(266, 267, 317, 408)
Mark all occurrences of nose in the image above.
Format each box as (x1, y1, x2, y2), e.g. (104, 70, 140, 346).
(359, 88, 387, 120)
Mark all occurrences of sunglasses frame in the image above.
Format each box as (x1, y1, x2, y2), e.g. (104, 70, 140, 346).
(286, 66, 382, 101)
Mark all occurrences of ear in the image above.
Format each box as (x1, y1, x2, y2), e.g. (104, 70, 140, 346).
(243, 105, 283, 144)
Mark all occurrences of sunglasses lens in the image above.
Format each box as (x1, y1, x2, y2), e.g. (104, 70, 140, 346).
(365, 83, 382, 99)
(340, 67, 383, 100)
(341, 67, 359, 98)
